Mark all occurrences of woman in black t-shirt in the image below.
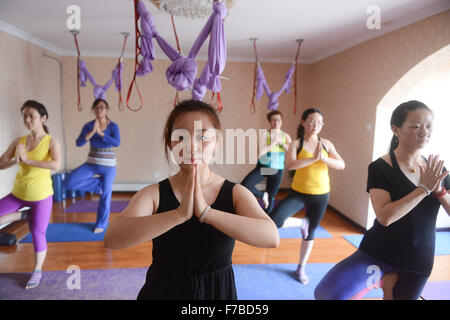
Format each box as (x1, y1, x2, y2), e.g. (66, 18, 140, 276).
(314, 100, 450, 300)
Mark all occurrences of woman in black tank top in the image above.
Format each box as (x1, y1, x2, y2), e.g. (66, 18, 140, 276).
(104, 100, 280, 300)
(315, 101, 450, 300)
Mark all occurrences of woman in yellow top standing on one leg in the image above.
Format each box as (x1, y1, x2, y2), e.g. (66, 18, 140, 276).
(0, 100, 61, 289)
(269, 108, 345, 284)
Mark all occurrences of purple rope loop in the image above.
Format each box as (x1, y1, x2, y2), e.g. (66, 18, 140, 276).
(166, 57, 198, 91)
(255, 64, 265, 100)
(113, 61, 123, 91)
(267, 92, 280, 110)
(93, 85, 107, 100)
(136, 0, 156, 76)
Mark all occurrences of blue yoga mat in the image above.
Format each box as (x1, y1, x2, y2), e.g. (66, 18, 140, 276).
(343, 232, 450, 255)
(233, 263, 383, 300)
(19, 223, 105, 243)
(278, 225, 332, 239)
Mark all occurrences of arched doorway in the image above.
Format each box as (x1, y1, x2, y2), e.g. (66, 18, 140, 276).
(370, 45, 450, 228)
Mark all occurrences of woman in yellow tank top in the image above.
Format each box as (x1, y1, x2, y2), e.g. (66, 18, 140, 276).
(269, 108, 345, 284)
(0, 100, 61, 289)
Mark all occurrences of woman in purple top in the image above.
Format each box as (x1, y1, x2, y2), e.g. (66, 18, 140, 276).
(65, 98, 120, 233)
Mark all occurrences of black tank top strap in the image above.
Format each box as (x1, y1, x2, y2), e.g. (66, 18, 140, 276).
(157, 178, 178, 213)
(318, 136, 329, 154)
(389, 150, 401, 170)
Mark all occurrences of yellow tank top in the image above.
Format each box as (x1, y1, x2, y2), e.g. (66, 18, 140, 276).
(12, 135, 54, 201)
(291, 148, 330, 195)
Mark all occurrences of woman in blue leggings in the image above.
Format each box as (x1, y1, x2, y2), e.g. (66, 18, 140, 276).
(65, 99, 120, 233)
(315, 101, 450, 300)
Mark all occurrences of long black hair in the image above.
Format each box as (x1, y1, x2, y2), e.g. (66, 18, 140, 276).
(288, 108, 323, 178)
(389, 100, 432, 153)
(21, 100, 49, 133)
(296, 108, 323, 154)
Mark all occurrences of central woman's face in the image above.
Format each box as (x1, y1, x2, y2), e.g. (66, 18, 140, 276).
(170, 112, 218, 167)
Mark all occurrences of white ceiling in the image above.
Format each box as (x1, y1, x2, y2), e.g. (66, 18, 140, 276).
(0, 0, 448, 63)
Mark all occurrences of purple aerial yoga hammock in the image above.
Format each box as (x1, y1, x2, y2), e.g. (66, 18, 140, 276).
(78, 60, 123, 101)
(72, 32, 128, 111)
(134, 0, 227, 103)
(255, 63, 296, 111)
(251, 39, 303, 112)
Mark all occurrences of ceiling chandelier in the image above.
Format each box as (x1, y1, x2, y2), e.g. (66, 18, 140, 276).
(150, 0, 236, 19)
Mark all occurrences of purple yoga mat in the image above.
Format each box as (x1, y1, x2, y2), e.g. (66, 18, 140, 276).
(0, 268, 147, 300)
(421, 281, 450, 300)
(64, 200, 129, 213)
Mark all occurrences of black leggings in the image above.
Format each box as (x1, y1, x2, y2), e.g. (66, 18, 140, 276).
(269, 190, 329, 240)
(241, 164, 283, 213)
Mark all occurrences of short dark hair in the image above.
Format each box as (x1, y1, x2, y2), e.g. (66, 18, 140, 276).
(266, 110, 283, 122)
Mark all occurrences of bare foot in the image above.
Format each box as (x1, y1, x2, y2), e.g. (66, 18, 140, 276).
(262, 192, 269, 209)
(25, 270, 42, 289)
(381, 272, 399, 300)
(94, 228, 104, 234)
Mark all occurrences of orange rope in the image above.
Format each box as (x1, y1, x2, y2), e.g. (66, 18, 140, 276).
(117, 34, 129, 111)
(250, 39, 258, 113)
(293, 40, 303, 115)
(126, 0, 144, 111)
(72, 32, 83, 111)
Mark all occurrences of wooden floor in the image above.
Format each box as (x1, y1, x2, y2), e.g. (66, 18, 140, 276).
(1, 190, 449, 294)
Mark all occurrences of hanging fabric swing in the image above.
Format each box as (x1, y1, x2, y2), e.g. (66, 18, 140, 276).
(127, 0, 227, 112)
(250, 39, 303, 113)
(72, 31, 129, 111)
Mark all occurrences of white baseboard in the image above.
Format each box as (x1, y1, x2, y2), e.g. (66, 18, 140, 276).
(112, 182, 154, 192)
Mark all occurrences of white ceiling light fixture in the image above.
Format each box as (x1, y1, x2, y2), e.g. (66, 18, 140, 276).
(150, 0, 236, 19)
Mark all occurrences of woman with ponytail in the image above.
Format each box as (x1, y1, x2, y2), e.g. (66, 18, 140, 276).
(315, 101, 450, 300)
(64, 98, 120, 234)
(269, 108, 345, 284)
(0, 100, 61, 289)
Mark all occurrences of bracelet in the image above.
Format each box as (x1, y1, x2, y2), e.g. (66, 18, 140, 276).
(418, 184, 431, 196)
(199, 205, 211, 223)
(434, 187, 447, 199)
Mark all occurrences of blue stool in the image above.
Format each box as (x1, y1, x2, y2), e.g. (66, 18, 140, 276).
(51, 173, 66, 202)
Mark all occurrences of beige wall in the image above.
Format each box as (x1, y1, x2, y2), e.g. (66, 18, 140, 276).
(309, 10, 450, 228)
(61, 56, 310, 188)
(0, 30, 63, 198)
(1, 10, 448, 230)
